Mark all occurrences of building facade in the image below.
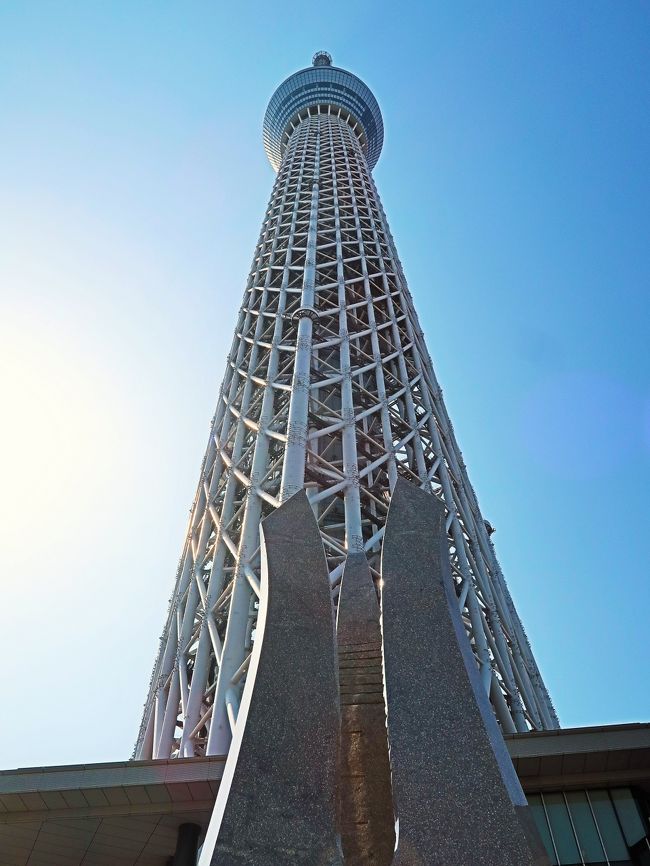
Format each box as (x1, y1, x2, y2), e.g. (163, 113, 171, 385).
(509, 724, 650, 865)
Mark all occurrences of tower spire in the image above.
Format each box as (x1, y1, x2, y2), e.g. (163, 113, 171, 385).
(313, 50, 333, 67)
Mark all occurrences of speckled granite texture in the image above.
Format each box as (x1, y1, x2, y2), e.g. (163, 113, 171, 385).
(337, 553, 395, 866)
(200, 491, 342, 866)
(380, 479, 550, 866)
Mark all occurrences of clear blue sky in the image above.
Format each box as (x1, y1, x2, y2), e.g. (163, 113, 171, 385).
(1, 2, 648, 769)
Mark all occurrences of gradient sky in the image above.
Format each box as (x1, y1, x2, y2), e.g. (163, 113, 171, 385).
(1, 2, 649, 770)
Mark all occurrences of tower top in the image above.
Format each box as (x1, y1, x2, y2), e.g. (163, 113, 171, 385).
(263, 56, 384, 173)
(312, 51, 332, 67)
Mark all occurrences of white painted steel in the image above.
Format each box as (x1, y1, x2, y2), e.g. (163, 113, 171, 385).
(135, 69, 557, 761)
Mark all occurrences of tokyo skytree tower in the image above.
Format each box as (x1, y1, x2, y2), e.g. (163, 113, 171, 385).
(135, 52, 557, 762)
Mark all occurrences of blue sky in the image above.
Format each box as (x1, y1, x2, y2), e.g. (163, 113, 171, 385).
(1, 1, 648, 769)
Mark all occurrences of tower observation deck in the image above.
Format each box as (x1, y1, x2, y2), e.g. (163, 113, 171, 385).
(135, 53, 557, 763)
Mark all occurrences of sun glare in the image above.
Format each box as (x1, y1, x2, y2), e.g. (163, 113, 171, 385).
(0, 322, 125, 570)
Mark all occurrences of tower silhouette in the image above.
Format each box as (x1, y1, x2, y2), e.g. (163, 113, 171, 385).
(135, 52, 557, 763)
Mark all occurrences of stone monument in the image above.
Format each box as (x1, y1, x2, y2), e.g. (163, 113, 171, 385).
(200, 482, 550, 865)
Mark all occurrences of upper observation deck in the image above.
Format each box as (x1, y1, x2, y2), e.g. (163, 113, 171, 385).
(263, 51, 384, 172)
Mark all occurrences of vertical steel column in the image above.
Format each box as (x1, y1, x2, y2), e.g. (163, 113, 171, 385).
(280, 122, 321, 502)
(331, 121, 364, 552)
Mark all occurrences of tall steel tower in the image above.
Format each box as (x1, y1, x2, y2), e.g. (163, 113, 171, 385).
(136, 52, 557, 763)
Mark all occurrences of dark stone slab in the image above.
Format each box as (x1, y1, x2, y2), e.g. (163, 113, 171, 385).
(336, 553, 395, 866)
(199, 490, 342, 866)
(381, 479, 550, 866)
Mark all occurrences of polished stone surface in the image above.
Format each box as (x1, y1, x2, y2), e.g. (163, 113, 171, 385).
(199, 491, 342, 866)
(336, 553, 395, 866)
(381, 478, 550, 866)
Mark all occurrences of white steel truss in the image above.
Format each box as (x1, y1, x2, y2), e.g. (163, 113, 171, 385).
(135, 93, 557, 762)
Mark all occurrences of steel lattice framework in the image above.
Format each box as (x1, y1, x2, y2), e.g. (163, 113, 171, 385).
(135, 53, 557, 762)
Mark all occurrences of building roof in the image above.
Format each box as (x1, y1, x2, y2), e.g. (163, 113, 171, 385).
(506, 722, 650, 793)
(0, 755, 225, 865)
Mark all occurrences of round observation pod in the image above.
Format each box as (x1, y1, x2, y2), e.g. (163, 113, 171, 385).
(263, 53, 384, 173)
